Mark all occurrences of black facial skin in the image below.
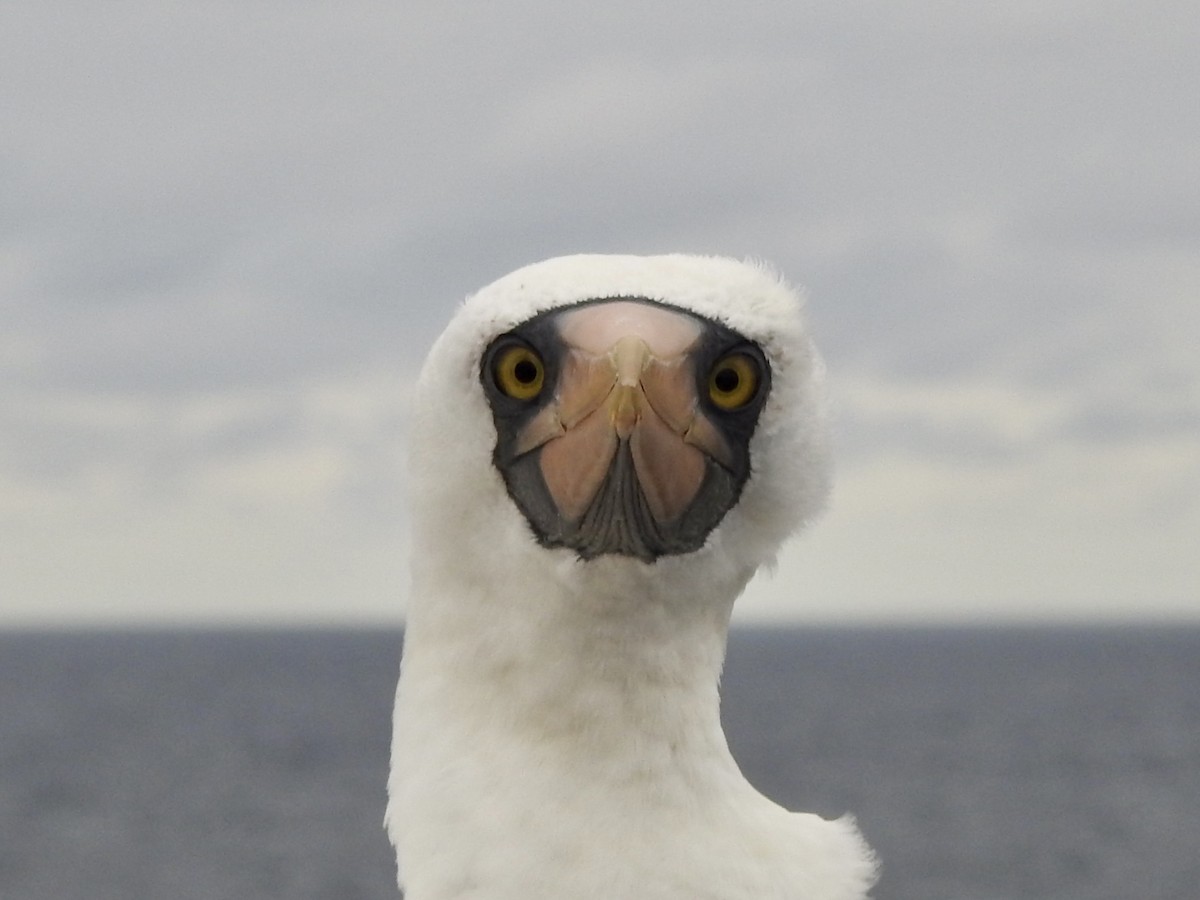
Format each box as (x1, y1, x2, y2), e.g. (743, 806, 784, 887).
(480, 297, 771, 562)
(480, 313, 568, 467)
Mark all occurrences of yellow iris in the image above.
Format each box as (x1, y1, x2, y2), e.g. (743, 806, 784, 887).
(707, 353, 759, 410)
(493, 344, 545, 401)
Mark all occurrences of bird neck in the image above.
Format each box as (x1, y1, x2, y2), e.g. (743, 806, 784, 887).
(398, 549, 750, 773)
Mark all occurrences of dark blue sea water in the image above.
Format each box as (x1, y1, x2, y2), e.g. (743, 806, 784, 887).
(1, 628, 1197, 900)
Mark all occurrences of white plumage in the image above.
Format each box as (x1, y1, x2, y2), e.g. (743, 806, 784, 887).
(386, 254, 876, 898)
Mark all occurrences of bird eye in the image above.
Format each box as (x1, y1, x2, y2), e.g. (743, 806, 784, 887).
(707, 352, 760, 411)
(492, 343, 545, 401)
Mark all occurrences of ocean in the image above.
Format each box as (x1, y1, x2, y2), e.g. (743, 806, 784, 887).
(1, 627, 1196, 900)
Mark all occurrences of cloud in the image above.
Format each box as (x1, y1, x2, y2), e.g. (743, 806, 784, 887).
(740, 380, 1200, 623)
(0, 368, 410, 624)
(2, 2, 1197, 623)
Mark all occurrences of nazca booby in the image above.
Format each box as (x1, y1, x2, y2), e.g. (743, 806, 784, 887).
(387, 254, 876, 899)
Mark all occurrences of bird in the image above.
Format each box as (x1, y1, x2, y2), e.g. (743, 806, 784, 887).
(386, 254, 877, 899)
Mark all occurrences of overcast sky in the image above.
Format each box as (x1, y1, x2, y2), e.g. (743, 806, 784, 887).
(3, 3, 1197, 626)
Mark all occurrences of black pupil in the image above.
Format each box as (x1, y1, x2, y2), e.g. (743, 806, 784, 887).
(714, 366, 740, 394)
(513, 358, 539, 384)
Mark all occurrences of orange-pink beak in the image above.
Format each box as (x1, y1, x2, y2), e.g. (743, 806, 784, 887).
(510, 301, 733, 527)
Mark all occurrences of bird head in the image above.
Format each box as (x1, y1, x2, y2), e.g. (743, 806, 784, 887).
(406, 254, 831, 603)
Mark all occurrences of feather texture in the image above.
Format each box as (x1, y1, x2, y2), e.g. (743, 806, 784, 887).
(387, 255, 876, 899)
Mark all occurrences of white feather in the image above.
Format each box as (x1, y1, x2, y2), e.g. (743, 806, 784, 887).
(387, 254, 877, 898)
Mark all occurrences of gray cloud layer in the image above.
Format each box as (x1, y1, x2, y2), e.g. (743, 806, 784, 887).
(3, 3, 1197, 623)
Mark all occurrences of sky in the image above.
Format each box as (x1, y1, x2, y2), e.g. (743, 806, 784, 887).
(3, 3, 1197, 626)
